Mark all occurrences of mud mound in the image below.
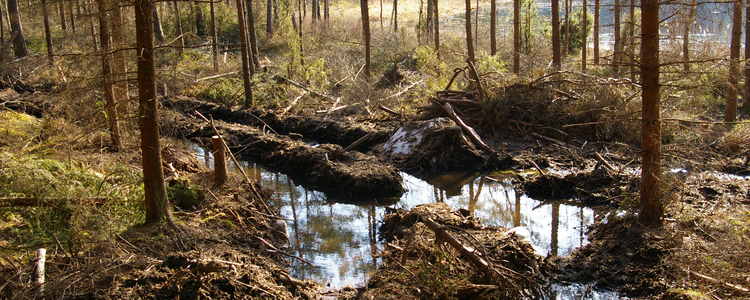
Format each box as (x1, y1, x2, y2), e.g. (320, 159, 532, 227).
(522, 168, 639, 205)
(368, 203, 545, 299)
(553, 216, 671, 297)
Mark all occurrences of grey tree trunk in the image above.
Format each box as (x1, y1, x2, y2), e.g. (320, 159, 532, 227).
(7, 0, 26, 57)
(152, 4, 164, 42)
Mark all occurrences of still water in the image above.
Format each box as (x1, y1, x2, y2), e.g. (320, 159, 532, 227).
(188, 142, 620, 298)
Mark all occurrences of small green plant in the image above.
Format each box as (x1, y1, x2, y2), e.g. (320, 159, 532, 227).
(194, 78, 243, 106)
(167, 177, 205, 210)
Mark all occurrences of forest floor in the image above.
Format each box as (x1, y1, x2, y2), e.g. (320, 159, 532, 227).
(1, 64, 750, 299)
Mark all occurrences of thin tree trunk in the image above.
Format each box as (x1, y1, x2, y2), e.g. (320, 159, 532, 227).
(628, 0, 635, 81)
(465, 0, 474, 64)
(196, 3, 205, 36)
(7, 0, 26, 57)
(727, 0, 742, 123)
(236, 0, 253, 104)
(42, 0, 53, 63)
(59, 0, 67, 31)
(152, 4, 164, 42)
(68, 0, 75, 32)
(361, 0, 371, 79)
(211, 0, 218, 71)
(745, 0, 750, 110)
(85, 0, 98, 51)
(1, 0, 5, 44)
(135, 0, 173, 225)
(379, 0, 382, 27)
(324, 0, 328, 21)
(392, 0, 397, 31)
(111, 3, 129, 117)
(426, 0, 433, 40)
(594, 0, 599, 64)
(613, 0, 620, 76)
(433, 0, 439, 59)
(582, 0, 587, 71)
(245, 0, 260, 71)
(98, 0, 121, 150)
(267, 0, 272, 36)
(490, 0, 496, 56)
(513, 0, 519, 73)
(564, 0, 569, 55)
(474, 0, 477, 51)
(297, 0, 304, 67)
(683, 0, 695, 73)
(551, 0, 560, 70)
(173, 1, 184, 53)
(640, 0, 661, 226)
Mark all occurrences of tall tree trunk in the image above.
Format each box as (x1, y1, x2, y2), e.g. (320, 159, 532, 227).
(59, 0, 67, 31)
(297, 0, 304, 67)
(1, 0, 6, 44)
(235, 0, 253, 104)
(85, 0, 98, 51)
(379, 0, 382, 27)
(640, 0, 661, 226)
(727, 0, 742, 122)
(245, 0, 260, 71)
(490, 0, 496, 55)
(513, 0, 519, 73)
(426, 0, 433, 41)
(195, 3, 205, 36)
(433, 0, 439, 59)
(683, 0, 695, 73)
(98, 0, 121, 150)
(613, 0, 620, 76)
(153, 4, 164, 42)
(68, 0, 75, 32)
(392, 0, 397, 31)
(582, 0, 587, 71)
(111, 3, 129, 117)
(551, 0, 560, 70)
(42, 0, 53, 63)
(7, 0, 26, 57)
(628, 0, 635, 81)
(745, 0, 750, 110)
(324, 0, 328, 21)
(210, 0, 218, 71)
(465, 0, 474, 64)
(361, 0, 370, 79)
(173, 1, 184, 53)
(267, 0, 272, 36)
(474, 0, 478, 51)
(564, 0, 569, 55)
(594, 0, 599, 64)
(135, 0, 173, 225)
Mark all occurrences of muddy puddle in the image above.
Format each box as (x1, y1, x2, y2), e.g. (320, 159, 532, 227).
(186, 141, 622, 298)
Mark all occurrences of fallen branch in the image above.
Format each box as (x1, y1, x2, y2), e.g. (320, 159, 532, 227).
(273, 75, 338, 102)
(377, 103, 399, 116)
(253, 236, 314, 266)
(280, 91, 307, 116)
(422, 218, 490, 273)
(195, 71, 239, 82)
(384, 79, 424, 100)
(684, 268, 750, 294)
(0, 197, 109, 207)
(530, 132, 568, 147)
(442, 103, 497, 155)
(594, 152, 616, 171)
(344, 132, 375, 152)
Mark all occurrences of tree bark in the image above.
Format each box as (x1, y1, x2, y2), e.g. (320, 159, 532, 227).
(111, 3, 129, 116)
(85, 0, 99, 51)
(594, 0, 599, 65)
(513, 0, 519, 73)
(235, 0, 253, 104)
(42, 0, 53, 64)
(564, 0, 569, 55)
(490, 0, 496, 56)
(392, 0, 397, 31)
(0, 0, 5, 44)
(68, 0, 76, 32)
(628, 0, 635, 81)
(59, 0, 67, 31)
(465, 0, 474, 66)
(727, 0, 742, 122)
(173, 1, 184, 53)
(581, 0, 587, 71)
(361, 0, 371, 79)
(210, 0, 218, 71)
(7, 0, 26, 58)
(245, 0, 260, 71)
(267, 0, 273, 36)
(744, 0, 750, 110)
(551, 0, 560, 70)
(195, 2, 205, 36)
(682, 0, 695, 73)
(433, 0, 438, 59)
(613, 0, 620, 76)
(135, 0, 173, 224)
(152, 4, 164, 42)
(640, 0, 661, 226)
(98, 0, 121, 150)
